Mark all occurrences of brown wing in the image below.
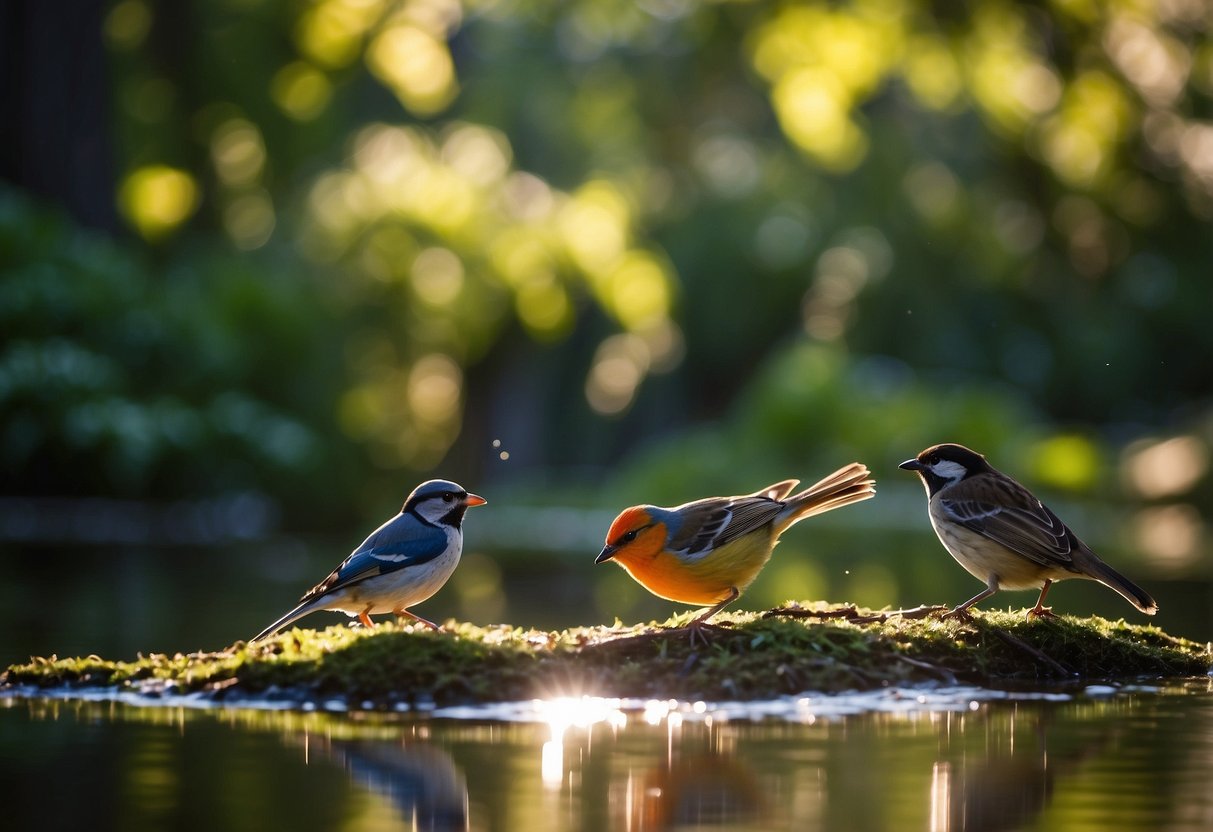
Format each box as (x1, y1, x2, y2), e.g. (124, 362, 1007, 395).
(939, 474, 1077, 569)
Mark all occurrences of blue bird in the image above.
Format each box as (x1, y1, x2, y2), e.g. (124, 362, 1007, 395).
(251, 479, 486, 642)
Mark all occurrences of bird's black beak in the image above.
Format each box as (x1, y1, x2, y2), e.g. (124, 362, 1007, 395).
(898, 459, 924, 472)
(595, 545, 617, 564)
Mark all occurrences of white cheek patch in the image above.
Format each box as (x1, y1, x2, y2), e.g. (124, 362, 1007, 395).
(929, 460, 968, 483)
(415, 499, 452, 523)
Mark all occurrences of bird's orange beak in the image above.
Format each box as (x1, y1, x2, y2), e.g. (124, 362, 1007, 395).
(464, 493, 487, 507)
(595, 544, 617, 564)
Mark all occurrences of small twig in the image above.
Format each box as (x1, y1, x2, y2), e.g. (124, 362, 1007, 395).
(764, 604, 949, 624)
(983, 626, 1074, 677)
(764, 605, 859, 620)
(850, 605, 950, 624)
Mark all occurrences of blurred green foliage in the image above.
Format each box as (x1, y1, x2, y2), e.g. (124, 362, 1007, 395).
(0, 190, 356, 519)
(3, 0, 1212, 535)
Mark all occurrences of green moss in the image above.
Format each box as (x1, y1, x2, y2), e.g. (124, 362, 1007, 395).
(3, 605, 1208, 706)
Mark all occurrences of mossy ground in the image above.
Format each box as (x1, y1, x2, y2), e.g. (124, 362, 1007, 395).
(3, 603, 1209, 707)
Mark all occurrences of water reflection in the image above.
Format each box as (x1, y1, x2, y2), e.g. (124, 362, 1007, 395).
(4, 683, 1213, 831)
(530, 696, 771, 829)
(320, 739, 468, 832)
(535, 696, 629, 789)
(928, 711, 1106, 832)
(625, 749, 764, 830)
(930, 749, 1053, 832)
(926, 717, 1052, 832)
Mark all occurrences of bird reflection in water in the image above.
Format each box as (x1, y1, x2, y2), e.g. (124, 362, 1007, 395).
(325, 739, 469, 832)
(531, 698, 766, 829)
(620, 717, 766, 832)
(628, 751, 764, 830)
(929, 711, 1105, 832)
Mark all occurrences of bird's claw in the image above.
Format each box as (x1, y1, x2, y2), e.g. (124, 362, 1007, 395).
(940, 607, 975, 624)
(1026, 606, 1057, 620)
(684, 619, 731, 648)
(395, 611, 442, 632)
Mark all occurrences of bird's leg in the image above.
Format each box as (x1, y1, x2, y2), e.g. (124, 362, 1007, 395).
(942, 575, 999, 622)
(394, 607, 441, 631)
(357, 607, 375, 629)
(684, 587, 740, 647)
(1026, 580, 1057, 619)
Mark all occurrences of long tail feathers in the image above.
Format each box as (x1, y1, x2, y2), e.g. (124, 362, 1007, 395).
(775, 462, 876, 533)
(1086, 556, 1159, 615)
(250, 598, 325, 644)
(752, 479, 800, 501)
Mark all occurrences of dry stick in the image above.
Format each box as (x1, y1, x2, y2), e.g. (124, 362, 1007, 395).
(765, 605, 859, 620)
(850, 605, 950, 624)
(764, 604, 949, 624)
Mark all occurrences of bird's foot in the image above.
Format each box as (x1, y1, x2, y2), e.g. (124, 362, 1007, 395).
(1026, 605, 1057, 620)
(395, 610, 442, 632)
(940, 607, 976, 624)
(683, 619, 732, 648)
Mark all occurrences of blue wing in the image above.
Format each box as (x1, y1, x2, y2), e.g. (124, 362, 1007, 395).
(300, 513, 448, 602)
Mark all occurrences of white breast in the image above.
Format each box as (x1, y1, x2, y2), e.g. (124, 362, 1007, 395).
(328, 526, 463, 616)
(928, 501, 1054, 590)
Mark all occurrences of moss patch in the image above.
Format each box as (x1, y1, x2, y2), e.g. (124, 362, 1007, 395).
(3, 604, 1208, 707)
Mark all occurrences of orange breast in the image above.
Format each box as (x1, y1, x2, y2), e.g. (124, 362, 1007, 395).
(613, 532, 775, 606)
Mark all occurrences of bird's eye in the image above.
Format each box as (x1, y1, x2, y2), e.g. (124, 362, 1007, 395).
(618, 529, 639, 545)
(443, 492, 456, 503)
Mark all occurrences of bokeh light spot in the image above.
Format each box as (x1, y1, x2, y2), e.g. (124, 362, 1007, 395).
(211, 119, 267, 187)
(222, 191, 276, 250)
(516, 278, 572, 339)
(586, 334, 651, 416)
(411, 247, 465, 306)
(1122, 436, 1209, 499)
(367, 24, 458, 116)
(271, 62, 333, 121)
(604, 252, 673, 331)
(772, 68, 868, 171)
(559, 182, 631, 275)
(104, 0, 152, 51)
(117, 165, 199, 241)
(408, 353, 462, 426)
(1028, 434, 1101, 491)
(295, 0, 380, 69)
(1132, 504, 1204, 572)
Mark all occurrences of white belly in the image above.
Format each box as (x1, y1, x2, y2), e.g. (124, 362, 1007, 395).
(326, 544, 461, 616)
(929, 511, 1057, 590)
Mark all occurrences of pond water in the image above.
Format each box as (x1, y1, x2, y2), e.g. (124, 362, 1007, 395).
(4, 681, 1212, 831)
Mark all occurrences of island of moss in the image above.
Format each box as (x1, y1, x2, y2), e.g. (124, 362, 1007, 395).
(3, 604, 1209, 708)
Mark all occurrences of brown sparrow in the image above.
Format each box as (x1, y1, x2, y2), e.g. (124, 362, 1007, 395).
(900, 443, 1157, 619)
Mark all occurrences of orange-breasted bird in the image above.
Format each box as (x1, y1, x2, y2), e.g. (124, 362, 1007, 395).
(595, 463, 876, 638)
